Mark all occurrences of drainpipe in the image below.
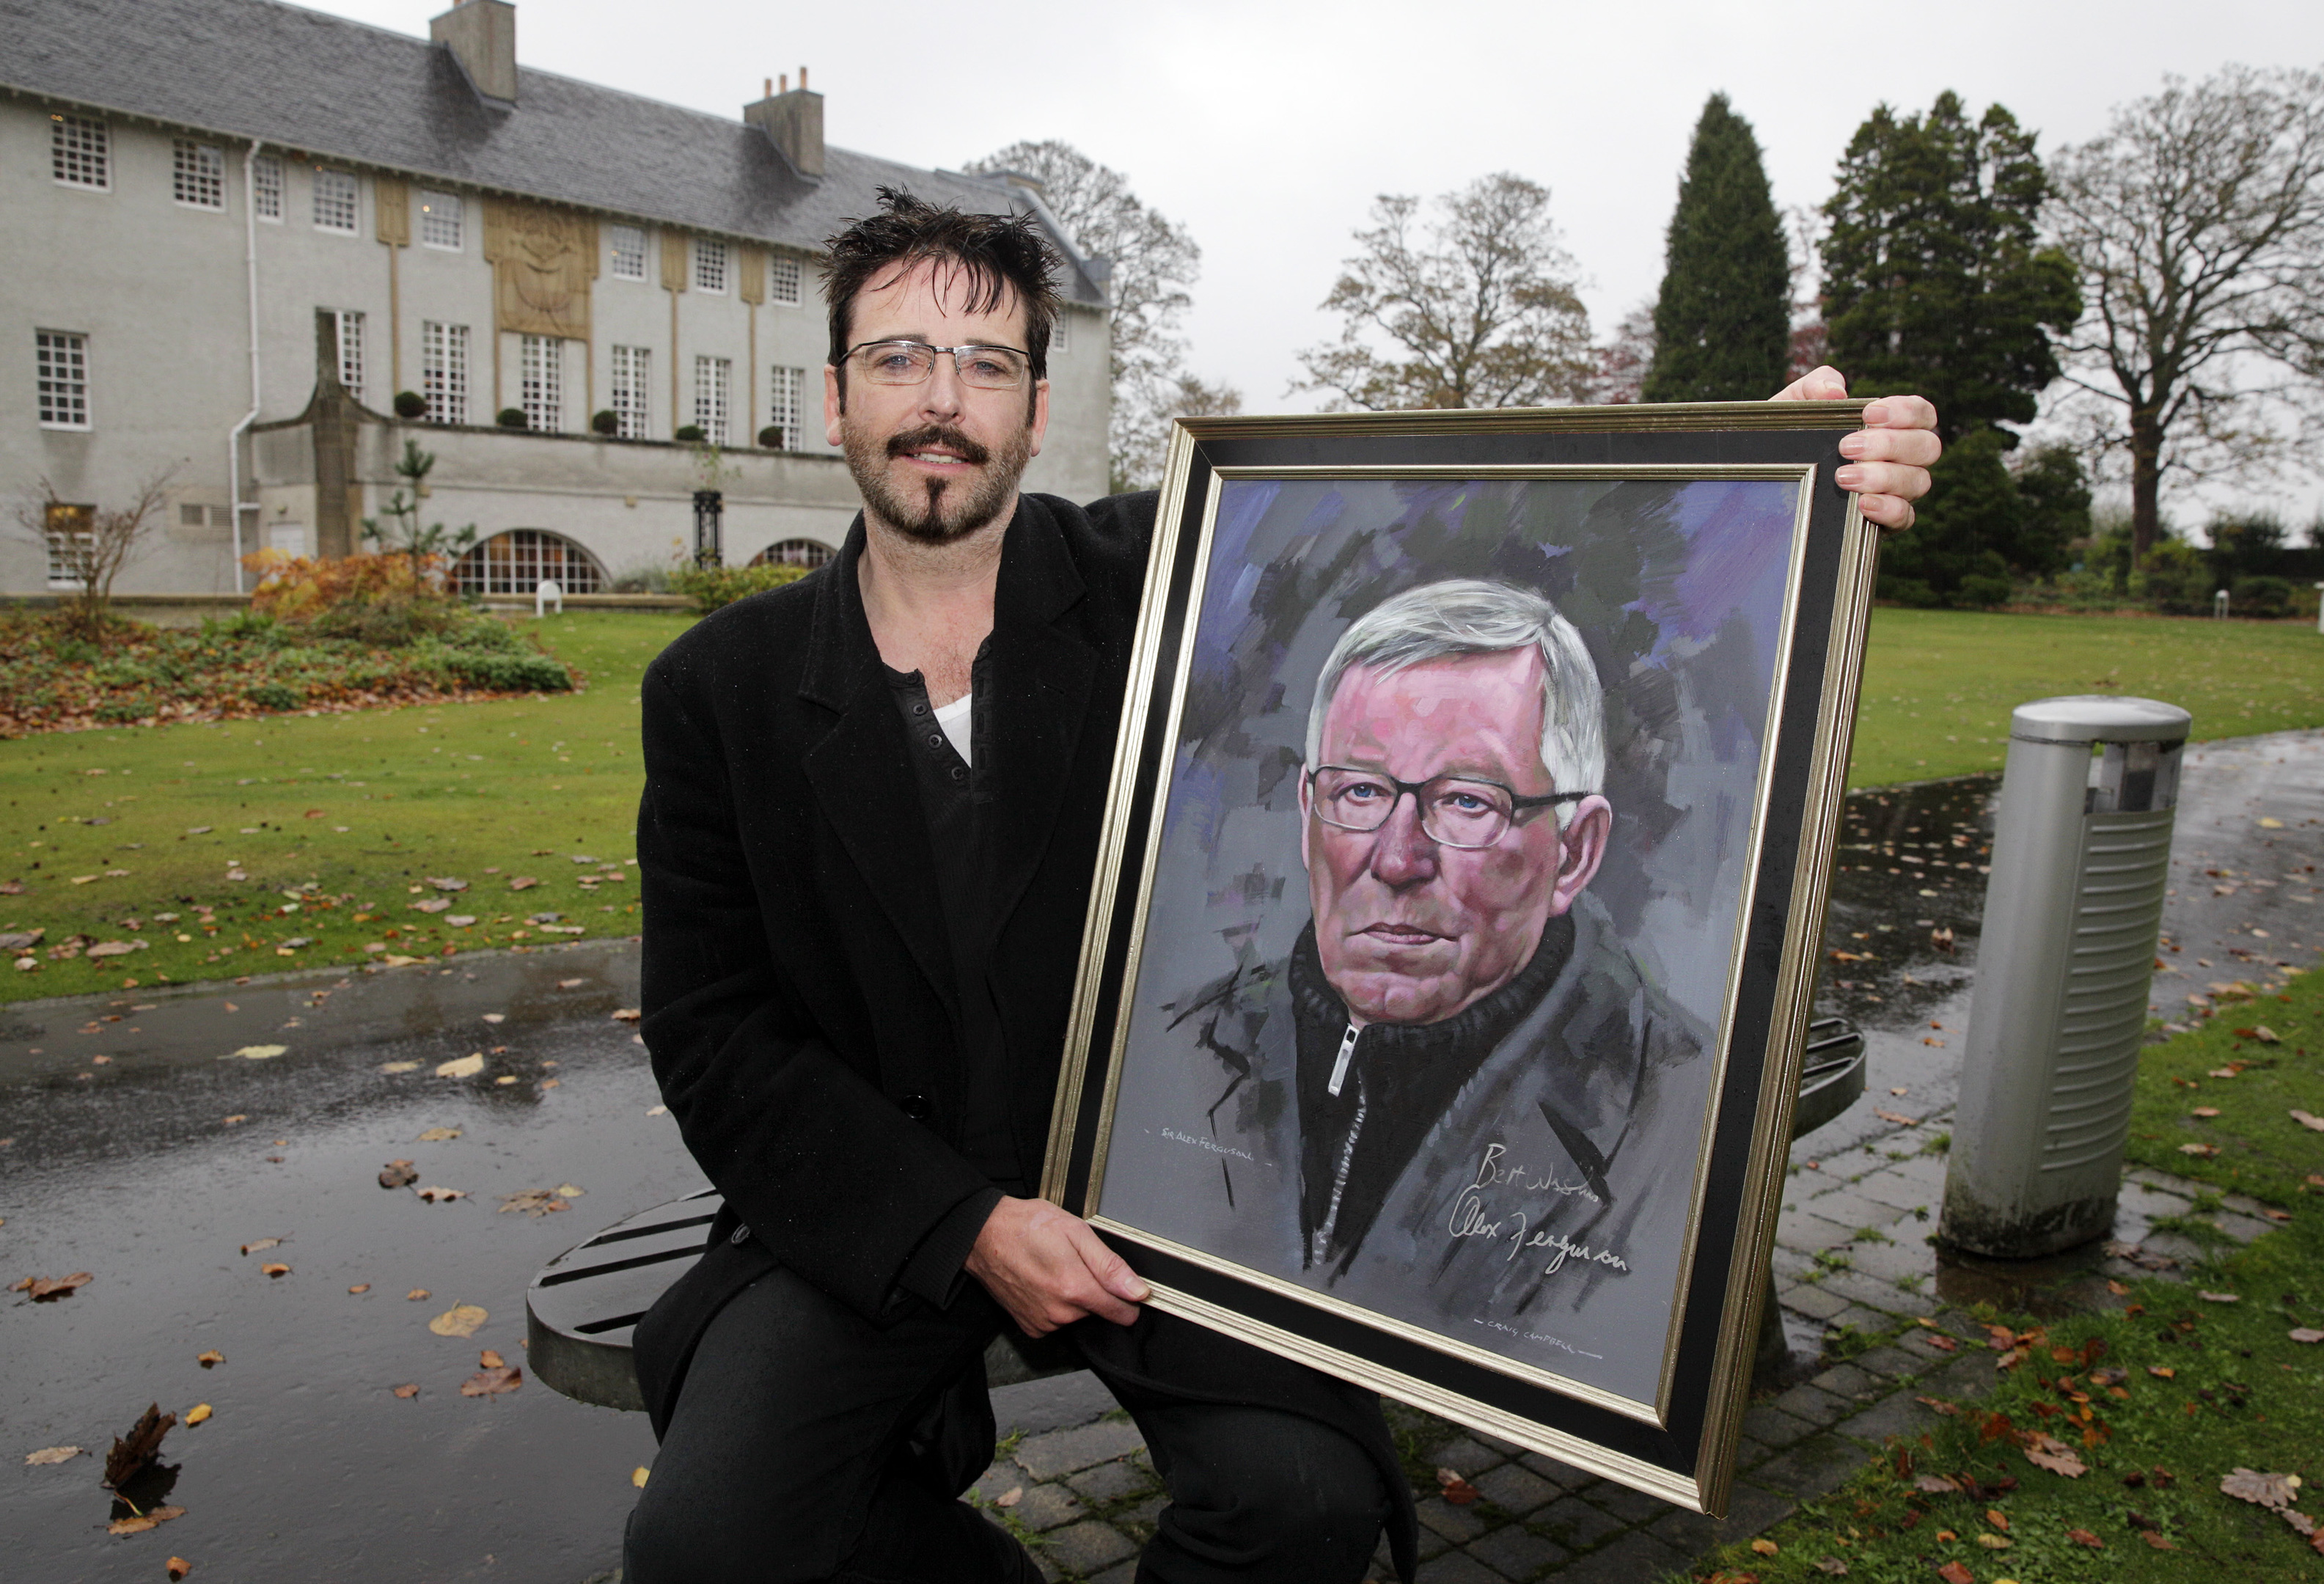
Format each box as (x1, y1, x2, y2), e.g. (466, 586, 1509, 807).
(227, 140, 265, 595)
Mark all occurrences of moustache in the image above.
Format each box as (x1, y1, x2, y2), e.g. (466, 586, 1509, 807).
(886, 425, 991, 466)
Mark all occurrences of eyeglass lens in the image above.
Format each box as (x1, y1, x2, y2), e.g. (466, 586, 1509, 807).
(1310, 768, 1528, 849)
(854, 341, 1027, 389)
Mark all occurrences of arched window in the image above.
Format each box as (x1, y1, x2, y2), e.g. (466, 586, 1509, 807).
(452, 529, 605, 595)
(750, 538, 835, 569)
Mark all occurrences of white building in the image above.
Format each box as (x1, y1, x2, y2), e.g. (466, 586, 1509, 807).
(1, 0, 1112, 597)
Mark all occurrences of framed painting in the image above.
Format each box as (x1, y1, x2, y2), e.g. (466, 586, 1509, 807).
(1041, 402, 1883, 1515)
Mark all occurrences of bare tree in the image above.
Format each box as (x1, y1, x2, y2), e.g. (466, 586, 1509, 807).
(17, 469, 174, 639)
(1294, 174, 1594, 411)
(1591, 302, 1657, 404)
(1113, 373, 1245, 492)
(2049, 65, 2324, 561)
(966, 140, 1238, 490)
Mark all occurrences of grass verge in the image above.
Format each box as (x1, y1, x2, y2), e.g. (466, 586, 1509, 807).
(1847, 609, 2324, 788)
(1685, 967, 2324, 1584)
(0, 611, 691, 1003)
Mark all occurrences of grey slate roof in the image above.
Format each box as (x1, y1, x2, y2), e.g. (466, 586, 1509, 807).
(0, 0, 1104, 304)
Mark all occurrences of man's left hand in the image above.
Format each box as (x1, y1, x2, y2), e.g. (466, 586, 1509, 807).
(1772, 366, 1941, 532)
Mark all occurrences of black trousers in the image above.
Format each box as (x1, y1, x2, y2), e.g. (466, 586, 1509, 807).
(623, 1268, 1390, 1583)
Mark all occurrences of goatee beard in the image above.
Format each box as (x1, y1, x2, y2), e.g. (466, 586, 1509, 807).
(844, 421, 1033, 546)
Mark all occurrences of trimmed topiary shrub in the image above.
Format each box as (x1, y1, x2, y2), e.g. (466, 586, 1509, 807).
(758, 425, 785, 448)
(393, 389, 428, 420)
(591, 409, 620, 436)
(496, 407, 529, 430)
(673, 423, 706, 443)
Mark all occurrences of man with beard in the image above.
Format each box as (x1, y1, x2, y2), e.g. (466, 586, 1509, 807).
(622, 189, 1944, 1582)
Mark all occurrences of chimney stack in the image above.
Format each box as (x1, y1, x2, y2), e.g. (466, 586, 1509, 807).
(744, 69, 824, 179)
(431, 0, 518, 103)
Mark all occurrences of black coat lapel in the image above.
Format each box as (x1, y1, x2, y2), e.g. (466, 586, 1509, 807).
(978, 498, 1097, 936)
(799, 520, 958, 1013)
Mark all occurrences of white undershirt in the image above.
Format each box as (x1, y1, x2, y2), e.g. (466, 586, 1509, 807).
(932, 692, 973, 766)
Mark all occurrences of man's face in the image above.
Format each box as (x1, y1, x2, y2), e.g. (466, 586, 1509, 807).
(1300, 648, 1610, 1027)
(823, 258, 1050, 544)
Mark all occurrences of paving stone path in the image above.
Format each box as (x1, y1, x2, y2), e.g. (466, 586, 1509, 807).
(967, 1131, 2271, 1584)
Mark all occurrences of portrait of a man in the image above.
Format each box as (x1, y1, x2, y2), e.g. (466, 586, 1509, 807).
(1093, 474, 1805, 1407)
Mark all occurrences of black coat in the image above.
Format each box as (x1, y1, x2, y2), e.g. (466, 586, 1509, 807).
(630, 492, 1415, 1577)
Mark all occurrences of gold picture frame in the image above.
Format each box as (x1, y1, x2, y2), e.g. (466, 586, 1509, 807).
(1043, 401, 1879, 1516)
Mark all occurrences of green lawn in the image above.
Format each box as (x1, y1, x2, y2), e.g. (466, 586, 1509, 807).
(1847, 610, 2324, 788)
(0, 612, 691, 1001)
(1687, 965, 2324, 1584)
(4, 606, 2322, 1003)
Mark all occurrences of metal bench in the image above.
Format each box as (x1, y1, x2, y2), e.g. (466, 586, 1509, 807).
(529, 1018, 1866, 1411)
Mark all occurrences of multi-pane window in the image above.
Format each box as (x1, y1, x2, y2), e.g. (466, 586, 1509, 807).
(766, 364, 804, 450)
(521, 334, 563, 433)
(313, 167, 359, 233)
(693, 356, 730, 444)
(252, 153, 283, 220)
(51, 114, 109, 189)
(172, 140, 224, 209)
(417, 191, 463, 251)
(1052, 311, 1069, 354)
(453, 529, 604, 595)
(692, 238, 729, 294)
(769, 254, 803, 307)
(754, 538, 832, 569)
(421, 321, 469, 425)
(179, 503, 231, 529)
(331, 310, 365, 400)
(36, 331, 89, 428)
(45, 502, 95, 587)
(608, 224, 647, 282)
(610, 345, 651, 439)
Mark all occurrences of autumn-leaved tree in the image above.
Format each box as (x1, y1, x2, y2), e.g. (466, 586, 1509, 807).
(1643, 95, 1792, 403)
(965, 140, 1239, 491)
(2050, 65, 2324, 562)
(1293, 172, 1593, 411)
(1821, 92, 2080, 444)
(17, 469, 174, 639)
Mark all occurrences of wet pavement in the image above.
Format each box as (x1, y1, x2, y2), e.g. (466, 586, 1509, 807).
(4, 731, 2321, 1583)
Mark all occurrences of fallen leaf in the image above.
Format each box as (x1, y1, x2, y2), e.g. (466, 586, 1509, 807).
(460, 1364, 522, 1396)
(107, 1505, 185, 1536)
(2191, 1107, 2221, 1118)
(183, 1404, 211, 1426)
(1937, 1563, 1973, 1584)
(429, 1303, 488, 1338)
(1915, 1474, 1960, 1493)
(2067, 1527, 2104, 1549)
(427, 877, 469, 892)
(196, 1352, 222, 1369)
(2197, 1291, 2241, 1303)
(2292, 1110, 2324, 1133)
(167, 1557, 191, 1580)
(238, 1238, 279, 1256)
(378, 1159, 417, 1189)
(2220, 1467, 2301, 1509)
(2248, 1026, 2281, 1043)
(2149, 1365, 2176, 1378)
(260, 1263, 289, 1277)
(478, 1349, 505, 1369)
(1874, 1109, 1918, 1125)
(508, 876, 539, 890)
(348, 1283, 370, 1295)
(1986, 1508, 2009, 1531)
(414, 1186, 467, 1204)
(632, 1466, 650, 1489)
(408, 899, 451, 915)
(480, 1013, 505, 1024)
(392, 1384, 420, 1399)
(1750, 1538, 1779, 1556)
(415, 1127, 461, 1142)
(611, 1008, 642, 1023)
(2178, 1143, 2220, 1157)
(24, 1445, 84, 1465)
(1975, 1533, 2012, 1548)
(18, 1271, 94, 1301)
(2139, 1530, 2176, 1550)
(379, 1061, 419, 1074)
(103, 1405, 175, 1489)
(497, 1188, 570, 1217)
(2022, 1431, 2086, 1478)
(1813, 1560, 1847, 1577)
(2290, 1328, 2324, 1343)
(435, 1054, 484, 1079)
(406, 1288, 430, 1301)
(1435, 1467, 1479, 1505)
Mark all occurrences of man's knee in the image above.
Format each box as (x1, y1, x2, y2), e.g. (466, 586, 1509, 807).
(1151, 1407, 1386, 1569)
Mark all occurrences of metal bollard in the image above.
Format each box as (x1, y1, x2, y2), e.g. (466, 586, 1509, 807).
(1940, 696, 2191, 1258)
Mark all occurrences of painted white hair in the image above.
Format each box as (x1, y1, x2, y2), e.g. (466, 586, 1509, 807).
(1305, 579, 1605, 822)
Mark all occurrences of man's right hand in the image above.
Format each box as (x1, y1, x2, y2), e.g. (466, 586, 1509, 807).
(965, 1195, 1151, 1335)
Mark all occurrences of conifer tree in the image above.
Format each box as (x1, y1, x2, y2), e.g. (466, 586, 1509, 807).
(1643, 95, 1792, 403)
(1820, 92, 2079, 446)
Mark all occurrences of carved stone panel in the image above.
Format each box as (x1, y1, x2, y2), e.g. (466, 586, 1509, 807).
(375, 177, 411, 247)
(738, 244, 766, 305)
(483, 199, 598, 339)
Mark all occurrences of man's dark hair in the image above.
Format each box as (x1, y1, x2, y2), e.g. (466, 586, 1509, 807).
(824, 186, 1060, 410)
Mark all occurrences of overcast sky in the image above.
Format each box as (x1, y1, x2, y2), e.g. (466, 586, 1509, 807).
(321, 0, 2324, 514)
